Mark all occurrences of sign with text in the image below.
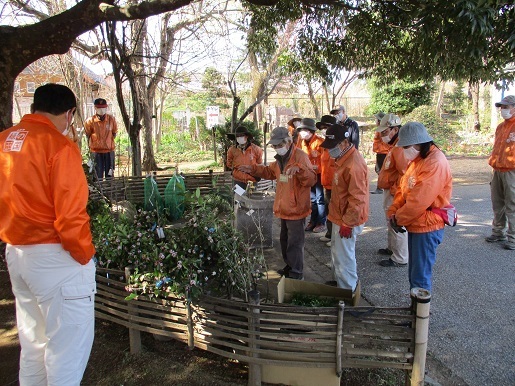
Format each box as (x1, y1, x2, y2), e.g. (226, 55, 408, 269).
(206, 106, 220, 129)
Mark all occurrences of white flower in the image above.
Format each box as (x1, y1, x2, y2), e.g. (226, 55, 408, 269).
(212, 271, 216, 276)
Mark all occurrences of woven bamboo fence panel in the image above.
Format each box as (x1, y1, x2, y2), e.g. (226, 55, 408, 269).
(95, 268, 416, 372)
(89, 171, 233, 204)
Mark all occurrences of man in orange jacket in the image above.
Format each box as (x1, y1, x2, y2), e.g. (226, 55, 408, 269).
(239, 127, 316, 280)
(486, 95, 515, 250)
(321, 124, 369, 291)
(84, 98, 118, 180)
(0, 84, 96, 385)
(371, 111, 392, 194)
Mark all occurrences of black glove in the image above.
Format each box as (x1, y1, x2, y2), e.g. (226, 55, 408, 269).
(389, 217, 406, 233)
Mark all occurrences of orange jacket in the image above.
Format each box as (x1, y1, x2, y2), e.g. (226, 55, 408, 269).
(328, 146, 369, 227)
(0, 114, 96, 264)
(226, 143, 263, 183)
(377, 137, 409, 196)
(488, 116, 515, 171)
(84, 114, 118, 153)
(320, 148, 336, 189)
(387, 145, 452, 233)
(296, 133, 325, 174)
(251, 146, 316, 220)
(372, 131, 392, 154)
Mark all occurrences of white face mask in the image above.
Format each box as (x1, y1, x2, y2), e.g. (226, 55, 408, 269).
(500, 108, 513, 120)
(335, 112, 344, 122)
(403, 146, 420, 162)
(299, 130, 312, 140)
(95, 107, 107, 116)
(381, 134, 391, 143)
(62, 109, 72, 137)
(275, 146, 288, 156)
(236, 136, 247, 145)
(293, 121, 301, 128)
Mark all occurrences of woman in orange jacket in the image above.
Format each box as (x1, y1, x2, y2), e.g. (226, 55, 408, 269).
(226, 126, 263, 189)
(387, 122, 452, 292)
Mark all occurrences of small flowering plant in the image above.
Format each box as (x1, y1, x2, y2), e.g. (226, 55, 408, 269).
(91, 190, 267, 302)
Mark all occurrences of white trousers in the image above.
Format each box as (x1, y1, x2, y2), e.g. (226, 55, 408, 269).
(383, 190, 409, 264)
(5, 244, 96, 386)
(331, 224, 364, 290)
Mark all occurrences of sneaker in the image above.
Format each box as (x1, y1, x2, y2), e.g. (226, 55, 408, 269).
(326, 241, 331, 247)
(379, 258, 407, 267)
(288, 272, 304, 280)
(370, 188, 383, 194)
(485, 234, 507, 243)
(503, 242, 515, 250)
(319, 236, 331, 242)
(324, 280, 337, 286)
(277, 265, 291, 276)
(305, 222, 315, 231)
(378, 248, 393, 255)
(313, 224, 327, 233)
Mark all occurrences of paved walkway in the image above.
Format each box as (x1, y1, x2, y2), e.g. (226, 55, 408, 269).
(262, 182, 514, 386)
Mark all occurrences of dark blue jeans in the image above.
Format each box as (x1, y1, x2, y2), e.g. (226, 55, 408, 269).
(310, 174, 326, 225)
(408, 229, 444, 292)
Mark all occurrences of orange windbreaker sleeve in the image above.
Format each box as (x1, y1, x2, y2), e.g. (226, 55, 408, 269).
(227, 144, 263, 183)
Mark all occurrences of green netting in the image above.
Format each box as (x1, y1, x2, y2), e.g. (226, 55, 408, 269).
(164, 174, 186, 220)
(144, 175, 164, 214)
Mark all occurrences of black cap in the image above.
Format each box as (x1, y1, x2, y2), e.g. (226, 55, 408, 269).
(320, 124, 350, 148)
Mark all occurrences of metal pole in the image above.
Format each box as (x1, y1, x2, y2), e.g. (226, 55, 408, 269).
(410, 287, 431, 386)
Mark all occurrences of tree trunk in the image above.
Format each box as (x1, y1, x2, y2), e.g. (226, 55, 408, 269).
(307, 82, 320, 119)
(469, 81, 480, 131)
(435, 80, 445, 117)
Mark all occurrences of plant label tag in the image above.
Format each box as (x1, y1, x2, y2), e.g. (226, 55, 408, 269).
(246, 209, 255, 216)
(233, 184, 246, 197)
(157, 227, 165, 239)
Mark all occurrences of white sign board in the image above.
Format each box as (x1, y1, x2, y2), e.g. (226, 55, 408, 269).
(206, 106, 220, 129)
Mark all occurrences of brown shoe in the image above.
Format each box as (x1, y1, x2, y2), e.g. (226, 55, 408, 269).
(305, 222, 315, 231)
(313, 224, 327, 233)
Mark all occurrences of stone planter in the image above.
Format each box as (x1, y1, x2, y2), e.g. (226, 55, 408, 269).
(234, 192, 275, 249)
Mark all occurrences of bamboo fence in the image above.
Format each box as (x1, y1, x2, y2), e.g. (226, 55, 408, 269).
(95, 268, 431, 385)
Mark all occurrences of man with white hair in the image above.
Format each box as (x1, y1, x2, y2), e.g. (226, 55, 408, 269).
(330, 105, 360, 149)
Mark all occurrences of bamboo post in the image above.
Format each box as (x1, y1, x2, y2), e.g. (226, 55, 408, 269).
(247, 289, 261, 386)
(410, 287, 431, 386)
(336, 301, 345, 377)
(125, 266, 141, 354)
(186, 294, 194, 350)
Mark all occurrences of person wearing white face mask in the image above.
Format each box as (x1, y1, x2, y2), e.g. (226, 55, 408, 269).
(226, 126, 263, 189)
(238, 127, 316, 280)
(375, 114, 410, 267)
(320, 124, 369, 291)
(84, 98, 118, 180)
(387, 122, 452, 292)
(330, 105, 360, 149)
(370, 111, 390, 194)
(296, 118, 327, 233)
(486, 95, 515, 249)
(0, 84, 96, 385)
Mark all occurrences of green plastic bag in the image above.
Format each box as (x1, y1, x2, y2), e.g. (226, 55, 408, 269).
(164, 174, 186, 220)
(144, 175, 163, 214)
